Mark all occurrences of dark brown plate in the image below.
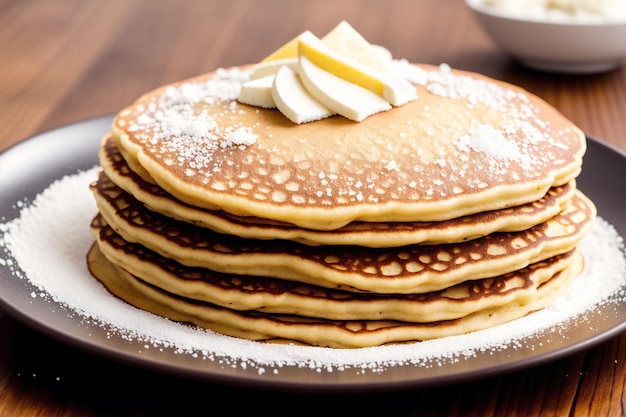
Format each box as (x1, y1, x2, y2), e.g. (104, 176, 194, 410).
(0, 115, 625, 392)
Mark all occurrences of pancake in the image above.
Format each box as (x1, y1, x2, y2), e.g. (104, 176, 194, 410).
(111, 63, 586, 230)
(87, 242, 584, 348)
(99, 134, 577, 247)
(88, 26, 596, 348)
(90, 173, 595, 294)
(89, 214, 580, 323)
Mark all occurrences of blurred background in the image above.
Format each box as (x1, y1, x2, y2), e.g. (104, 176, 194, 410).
(2, 0, 624, 153)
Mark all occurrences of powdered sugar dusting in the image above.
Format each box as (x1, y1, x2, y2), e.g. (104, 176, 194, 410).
(221, 127, 258, 149)
(1, 169, 625, 375)
(125, 67, 255, 172)
(458, 124, 533, 171)
(396, 63, 571, 173)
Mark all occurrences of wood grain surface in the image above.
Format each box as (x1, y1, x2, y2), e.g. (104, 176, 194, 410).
(1, 1, 625, 416)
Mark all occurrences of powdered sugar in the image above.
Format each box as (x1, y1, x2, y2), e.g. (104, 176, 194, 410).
(458, 124, 526, 162)
(125, 67, 256, 172)
(1, 168, 625, 375)
(414, 63, 525, 112)
(221, 127, 258, 149)
(391, 62, 575, 184)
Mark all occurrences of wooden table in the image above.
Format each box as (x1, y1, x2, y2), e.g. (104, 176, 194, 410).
(1, 1, 625, 415)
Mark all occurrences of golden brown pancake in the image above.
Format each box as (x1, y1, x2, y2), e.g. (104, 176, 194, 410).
(99, 135, 577, 247)
(87, 242, 583, 348)
(90, 172, 595, 294)
(111, 64, 586, 230)
(89, 214, 580, 323)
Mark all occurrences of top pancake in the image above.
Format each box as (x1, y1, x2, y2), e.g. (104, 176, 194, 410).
(112, 63, 586, 230)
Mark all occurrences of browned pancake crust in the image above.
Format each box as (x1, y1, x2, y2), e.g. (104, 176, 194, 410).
(88, 243, 583, 348)
(90, 175, 595, 294)
(99, 135, 577, 247)
(89, 217, 578, 322)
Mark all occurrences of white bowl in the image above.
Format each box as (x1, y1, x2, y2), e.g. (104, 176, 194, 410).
(466, 0, 626, 74)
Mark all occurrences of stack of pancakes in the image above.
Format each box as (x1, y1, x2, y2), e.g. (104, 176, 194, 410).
(87, 63, 595, 348)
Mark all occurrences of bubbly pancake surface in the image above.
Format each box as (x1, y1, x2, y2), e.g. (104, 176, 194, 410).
(89, 215, 579, 323)
(99, 135, 577, 247)
(87, 242, 584, 348)
(91, 170, 596, 294)
(112, 64, 586, 230)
